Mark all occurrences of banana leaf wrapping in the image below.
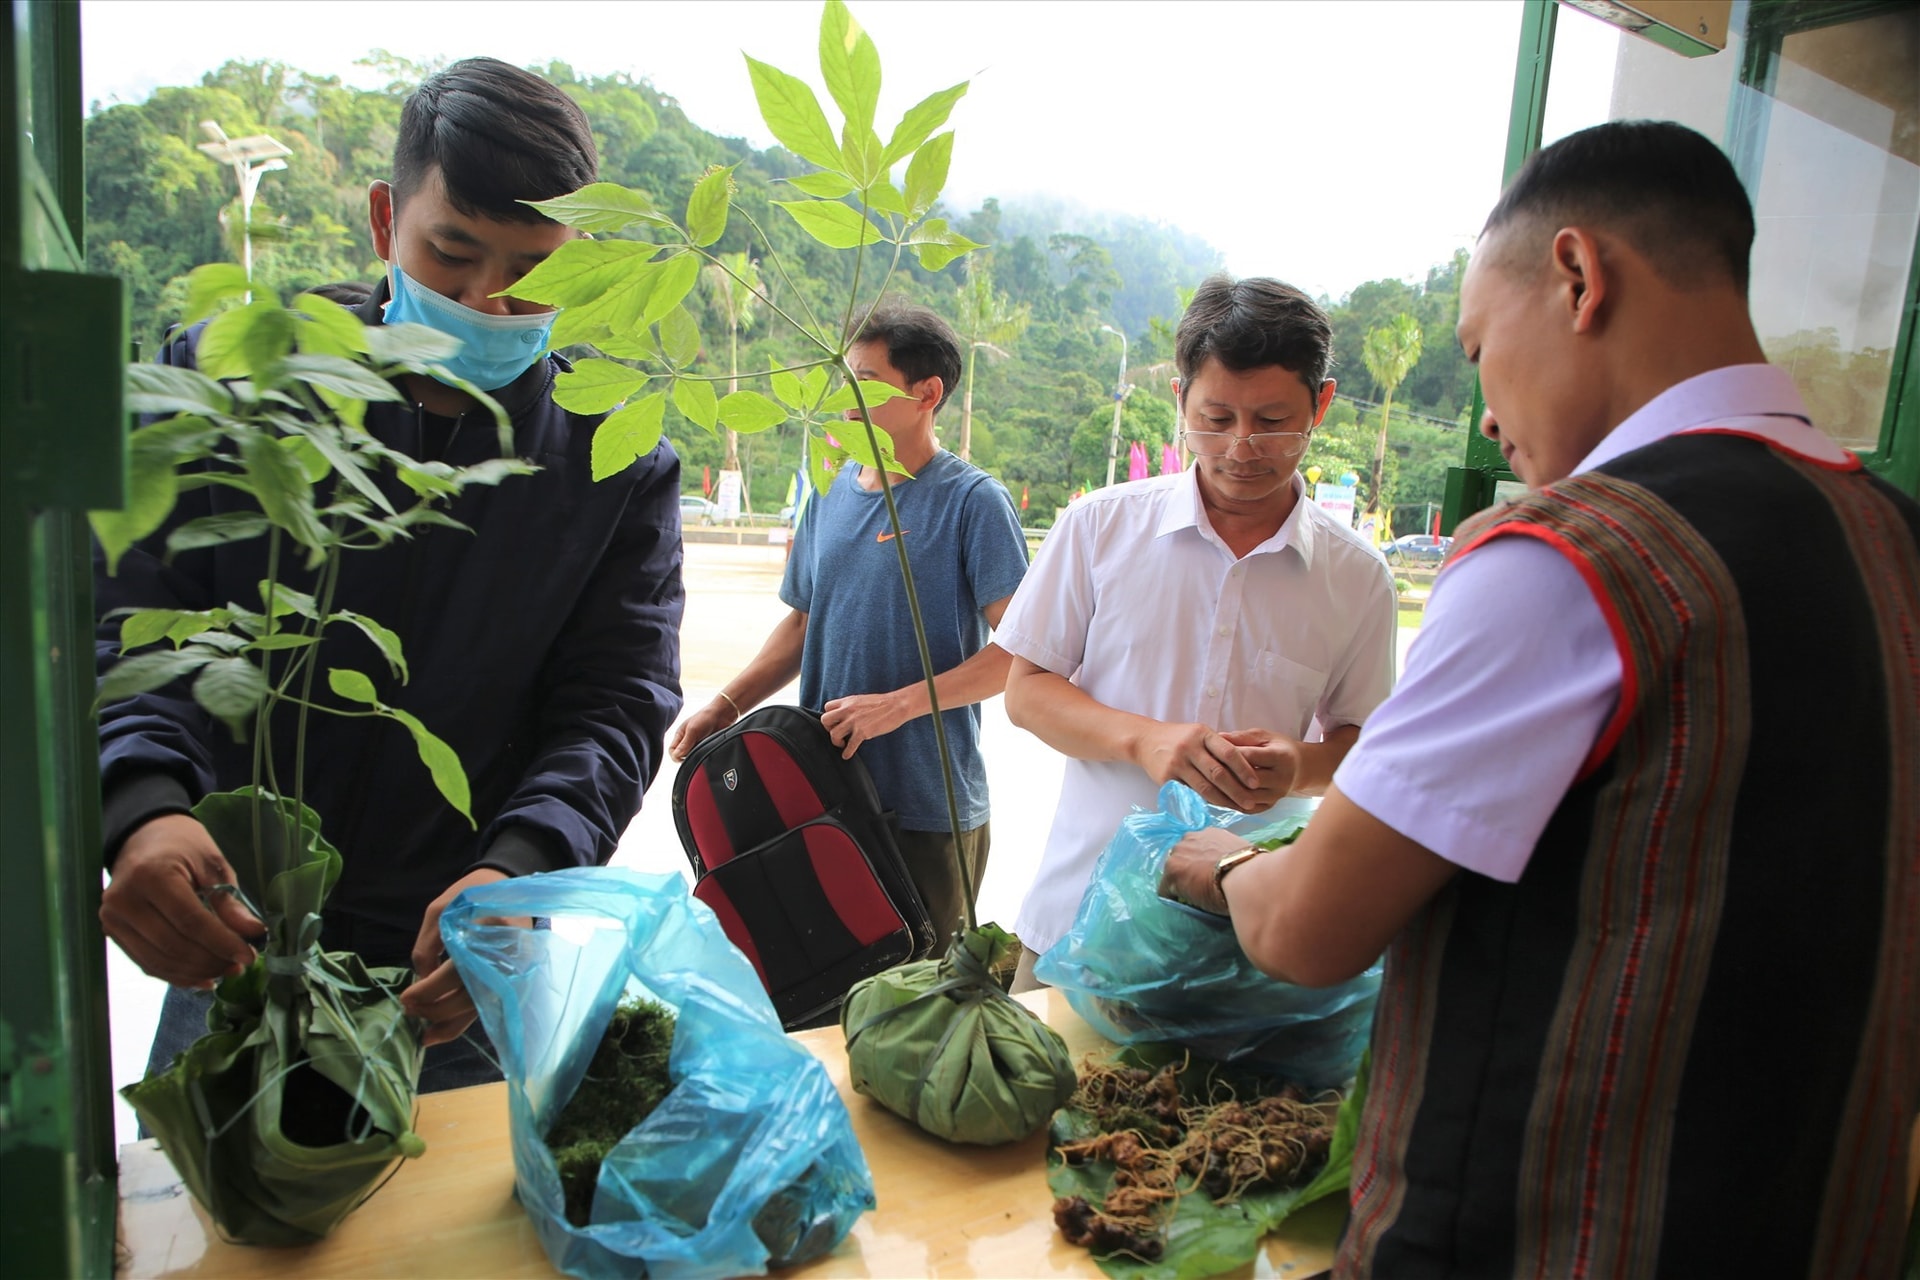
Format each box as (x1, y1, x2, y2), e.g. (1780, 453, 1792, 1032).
(841, 923, 1077, 1145)
(120, 789, 425, 1246)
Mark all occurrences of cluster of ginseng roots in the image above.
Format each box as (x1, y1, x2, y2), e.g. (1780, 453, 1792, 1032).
(1050, 1056, 1336, 1262)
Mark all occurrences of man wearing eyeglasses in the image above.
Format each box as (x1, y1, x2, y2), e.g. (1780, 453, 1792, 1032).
(996, 274, 1398, 989)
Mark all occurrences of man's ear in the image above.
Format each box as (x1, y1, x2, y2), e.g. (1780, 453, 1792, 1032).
(1312, 378, 1338, 427)
(368, 180, 396, 260)
(915, 375, 944, 413)
(1550, 227, 1608, 335)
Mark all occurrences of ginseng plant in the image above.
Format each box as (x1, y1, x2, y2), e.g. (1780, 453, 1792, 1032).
(498, 0, 987, 929)
(90, 266, 533, 1243)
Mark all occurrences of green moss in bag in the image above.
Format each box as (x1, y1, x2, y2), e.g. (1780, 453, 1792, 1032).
(841, 923, 1076, 1144)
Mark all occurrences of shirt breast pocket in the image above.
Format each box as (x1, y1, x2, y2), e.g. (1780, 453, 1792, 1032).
(1250, 649, 1329, 739)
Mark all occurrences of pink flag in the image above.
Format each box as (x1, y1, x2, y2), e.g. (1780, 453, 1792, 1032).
(1128, 441, 1149, 481)
(1161, 442, 1179, 475)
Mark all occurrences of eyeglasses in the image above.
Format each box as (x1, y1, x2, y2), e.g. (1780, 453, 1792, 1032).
(1180, 429, 1311, 459)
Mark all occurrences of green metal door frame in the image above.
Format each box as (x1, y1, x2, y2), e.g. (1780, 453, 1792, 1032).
(1450, 0, 1920, 525)
(1, 2, 128, 1276)
(1441, 0, 1554, 532)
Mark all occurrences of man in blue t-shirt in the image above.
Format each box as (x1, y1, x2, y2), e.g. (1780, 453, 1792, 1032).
(668, 303, 1029, 942)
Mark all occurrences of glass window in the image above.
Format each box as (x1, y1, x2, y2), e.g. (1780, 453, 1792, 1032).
(1539, 3, 1919, 457)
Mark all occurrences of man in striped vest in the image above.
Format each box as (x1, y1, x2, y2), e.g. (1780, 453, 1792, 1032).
(1162, 119, 1917, 1277)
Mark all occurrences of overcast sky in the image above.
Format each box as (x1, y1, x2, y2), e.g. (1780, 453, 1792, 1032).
(80, 0, 1622, 301)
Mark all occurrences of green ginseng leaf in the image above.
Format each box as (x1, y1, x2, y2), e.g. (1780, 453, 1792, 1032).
(817, 379, 909, 414)
(862, 180, 908, 218)
(125, 363, 233, 418)
(192, 657, 271, 731)
(774, 199, 885, 250)
(591, 392, 668, 481)
(292, 292, 370, 357)
(819, 0, 881, 135)
(672, 378, 719, 431)
(554, 359, 652, 416)
(807, 436, 847, 499)
(118, 609, 189, 651)
(500, 239, 659, 310)
(257, 580, 319, 622)
(96, 647, 216, 706)
(882, 81, 968, 167)
(904, 130, 954, 219)
(198, 299, 295, 382)
(525, 182, 673, 235)
(90, 439, 181, 575)
(239, 433, 327, 553)
(686, 165, 736, 248)
(784, 170, 856, 199)
(908, 218, 985, 272)
(335, 610, 409, 682)
(388, 706, 474, 828)
(365, 320, 462, 369)
(166, 512, 272, 556)
(278, 353, 404, 404)
(181, 262, 252, 326)
(639, 253, 702, 327)
(283, 422, 395, 516)
(328, 666, 379, 705)
(770, 364, 807, 409)
(840, 119, 885, 189)
(716, 389, 788, 434)
(745, 54, 843, 172)
(281, 435, 332, 485)
(838, 417, 904, 476)
(659, 305, 703, 367)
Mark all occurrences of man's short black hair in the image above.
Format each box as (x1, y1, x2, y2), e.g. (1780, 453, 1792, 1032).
(393, 58, 598, 223)
(1482, 119, 1754, 293)
(1175, 274, 1335, 410)
(852, 302, 964, 413)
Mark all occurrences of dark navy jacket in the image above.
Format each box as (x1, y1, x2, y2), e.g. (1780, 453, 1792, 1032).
(96, 285, 685, 942)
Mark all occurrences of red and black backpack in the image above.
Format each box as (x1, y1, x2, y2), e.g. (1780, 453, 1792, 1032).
(670, 705, 936, 1028)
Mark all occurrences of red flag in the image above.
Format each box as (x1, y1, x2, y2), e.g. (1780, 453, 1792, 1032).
(1021, 484, 1029, 510)
(702, 465, 711, 497)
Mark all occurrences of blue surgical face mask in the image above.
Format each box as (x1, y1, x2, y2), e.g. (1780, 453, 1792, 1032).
(383, 264, 556, 391)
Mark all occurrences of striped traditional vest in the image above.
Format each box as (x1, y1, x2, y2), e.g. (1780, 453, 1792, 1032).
(1340, 431, 1919, 1279)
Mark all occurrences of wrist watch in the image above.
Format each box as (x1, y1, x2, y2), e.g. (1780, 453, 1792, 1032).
(1210, 845, 1265, 904)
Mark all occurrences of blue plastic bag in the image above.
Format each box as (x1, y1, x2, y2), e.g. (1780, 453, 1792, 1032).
(1035, 782, 1379, 1090)
(442, 867, 874, 1280)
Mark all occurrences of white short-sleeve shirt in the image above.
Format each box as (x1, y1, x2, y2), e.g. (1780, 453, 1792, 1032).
(1000, 469, 1400, 954)
(1334, 364, 1846, 882)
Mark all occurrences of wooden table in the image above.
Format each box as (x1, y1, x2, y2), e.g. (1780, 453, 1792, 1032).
(116, 988, 1345, 1278)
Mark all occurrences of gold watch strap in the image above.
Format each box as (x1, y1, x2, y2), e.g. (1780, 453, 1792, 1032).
(1211, 845, 1265, 899)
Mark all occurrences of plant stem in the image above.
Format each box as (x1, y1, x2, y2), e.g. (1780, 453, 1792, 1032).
(730, 204, 830, 347)
(843, 362, 973, 934)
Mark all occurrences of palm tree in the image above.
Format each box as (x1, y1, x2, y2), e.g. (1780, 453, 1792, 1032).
(1361, 312, 1424, 531)
(954, 260, 1031, 462)
(701, 251, 762, 473)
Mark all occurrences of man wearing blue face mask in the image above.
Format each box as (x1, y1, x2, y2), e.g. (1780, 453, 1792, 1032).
(94, 58, 686, 1092)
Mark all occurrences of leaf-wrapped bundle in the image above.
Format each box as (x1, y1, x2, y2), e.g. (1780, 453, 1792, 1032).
(842, 923, 1076, 1145)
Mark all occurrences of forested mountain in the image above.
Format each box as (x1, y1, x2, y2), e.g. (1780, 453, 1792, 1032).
(85, 55, 1474, 527)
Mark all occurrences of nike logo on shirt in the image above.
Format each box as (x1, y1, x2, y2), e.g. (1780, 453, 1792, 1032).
(877, 530, 908, 542)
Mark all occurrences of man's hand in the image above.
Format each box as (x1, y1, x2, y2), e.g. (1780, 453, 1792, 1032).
(668, 697, 738, 762)
(821, 690, 911, 760)
(102, 813, 264, 988)
(1220, 728, 1304, 809)
(403, 867, 522, 1047)
(1157, 827, 1250, 915)
(1131, 721, 1264, 811)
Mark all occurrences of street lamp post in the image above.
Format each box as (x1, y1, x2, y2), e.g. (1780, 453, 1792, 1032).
(1098, 323, 1129, 488)
(197, 121, 291, 298)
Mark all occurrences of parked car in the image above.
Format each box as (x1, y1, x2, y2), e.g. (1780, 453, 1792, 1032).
(680, 494, 719, 526)
(1385, 533, 1452, 565)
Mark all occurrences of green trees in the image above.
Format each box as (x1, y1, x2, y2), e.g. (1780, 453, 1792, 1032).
(954, 261, 1031, 463)
(85, 53, 1484, 525)
(1361, 313, 1424, 528)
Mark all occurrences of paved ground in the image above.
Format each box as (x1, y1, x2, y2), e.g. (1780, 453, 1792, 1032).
(106, 540, 1417, 1145)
